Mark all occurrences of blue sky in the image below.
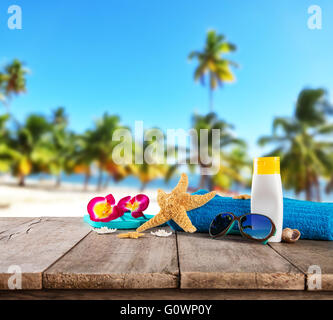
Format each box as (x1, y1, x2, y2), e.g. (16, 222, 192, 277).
(1, 0, 332, 156)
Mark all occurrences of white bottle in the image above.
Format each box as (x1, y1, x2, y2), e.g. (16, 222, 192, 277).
(251, 157, 283, 242)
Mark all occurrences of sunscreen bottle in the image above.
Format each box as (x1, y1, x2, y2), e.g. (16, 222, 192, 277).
(251, 157, 283, 242)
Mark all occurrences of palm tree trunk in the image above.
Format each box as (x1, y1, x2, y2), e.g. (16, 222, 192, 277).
(83, 172, 90, 191)
(305, 186, 311, 201)
(96, 168, 103, 191)
(103, 175, 111, 189)
(140, 182, 147, 192)
(325, 176, 333, 194)
(18, 174, 25, 187)
(207, 176, 214, 191)
(305, 168, 312, 201)
(199, 172, 206, 189)
(199, 163, 212, 189)
(314, 176, 321, 202)
(209, 85, 213, 112)
(55, 174, 61, 188)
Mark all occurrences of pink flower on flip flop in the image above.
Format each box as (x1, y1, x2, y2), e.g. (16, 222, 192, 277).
(117, 194, 150, 218)
(87, 194, 123, 222)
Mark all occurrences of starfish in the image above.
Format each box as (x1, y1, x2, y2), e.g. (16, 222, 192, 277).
(136, 173, 216, 233)
(117, 231, 145, 239)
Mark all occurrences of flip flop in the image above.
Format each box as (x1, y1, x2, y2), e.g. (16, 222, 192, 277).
(85, 193, 166, 230)
(84, 211, 156, 230)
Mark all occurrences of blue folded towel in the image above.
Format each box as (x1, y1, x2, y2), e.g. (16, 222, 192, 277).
(168, 190, 333, 240)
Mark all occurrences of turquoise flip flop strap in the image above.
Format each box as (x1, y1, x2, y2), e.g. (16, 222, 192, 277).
(84, 213, 155, 230)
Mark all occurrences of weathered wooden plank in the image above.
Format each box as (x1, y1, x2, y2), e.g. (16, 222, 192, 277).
(0, 218, 35, 232)
(0, 217, 91, 290)
(177, 233, 305, 290)
(44, 227, 179, 289)
(1, 289, 333, 300)
(270, 241, 333, 291)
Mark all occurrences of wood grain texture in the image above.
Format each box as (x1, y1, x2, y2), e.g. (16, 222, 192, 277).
(1, 289, 333, 300)
(44, 227, 178, 289)
(0, 217, 91, 290)
(177, 233, 305, 290)
(270, 241, 333, 291)
(1, 217, 332, 293)
(0, 218, 35, 233)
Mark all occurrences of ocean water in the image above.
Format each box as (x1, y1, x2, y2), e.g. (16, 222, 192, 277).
(28, 172, 333, 202)
(30, 172, 200, 191)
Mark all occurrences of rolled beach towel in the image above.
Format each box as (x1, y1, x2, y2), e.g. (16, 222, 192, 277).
(167, 190, 333, 240)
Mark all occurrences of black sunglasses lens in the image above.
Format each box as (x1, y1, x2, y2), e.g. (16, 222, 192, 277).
(240, 214, 273, 240)
(210, 213, 234, 236)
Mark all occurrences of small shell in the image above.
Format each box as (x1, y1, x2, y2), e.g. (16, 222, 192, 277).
(92, 227, 117, 234)
(282, 228, 301, 243)
(151, 229, 172, 237)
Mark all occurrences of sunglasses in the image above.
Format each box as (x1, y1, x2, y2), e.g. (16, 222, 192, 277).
(209, 212, 276, 244)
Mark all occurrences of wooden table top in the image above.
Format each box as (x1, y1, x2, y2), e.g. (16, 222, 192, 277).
(0, 217, 332, 299)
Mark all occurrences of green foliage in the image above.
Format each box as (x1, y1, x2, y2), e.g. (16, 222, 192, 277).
(8, 114, 51, 184)
(214, 146, 252, 190)
(189, 30, 238, 111)
(196, 113, 248, 190)
(75, 113, 131, 190)
(0, 59, 28, 106)
(258, 88, 333, 201)
(0, 114, 13, 172)
(166, 112, 249, 190)
(0, 59, 331, 200)
(32, 107, 76, 186)
(131, 128, 169, 190)
(295, 88, 333, 125)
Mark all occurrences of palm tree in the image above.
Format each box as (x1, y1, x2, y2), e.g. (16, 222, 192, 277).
(0, 74, 5, 103)
(19, 108, 74, 187)
(103, 161, 133, 188)
(52, 106, 68, 125)
(192, 112, 246, 189)
(212, 146, 251, 192)
(102, 137, 134, 188)
(132, 128, 169, 191)
(67, 131, 95, 191)
(7, 114, 51, 186)
(83, 113, 125, 191)
(258, 88, 333, 201)
(0, 114, 12, 173)
(166, 112, 246, 190)
(49, 107, 70, 187)
(0, 59, 28, 110)
(189, 30, 237, 111)
(325, 154, 333, 195)
(133, 162, 168, 191)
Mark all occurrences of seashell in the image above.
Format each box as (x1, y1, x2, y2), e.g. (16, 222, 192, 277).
(282, 228, 301, 243)
(151, 229, 172, 237)
(92, 227, 117, 234)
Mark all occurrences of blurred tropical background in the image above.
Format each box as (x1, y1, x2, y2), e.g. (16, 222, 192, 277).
(0, 0, 332, 217)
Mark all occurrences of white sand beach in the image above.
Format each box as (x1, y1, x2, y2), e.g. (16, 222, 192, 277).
(0, 178, 161, 218)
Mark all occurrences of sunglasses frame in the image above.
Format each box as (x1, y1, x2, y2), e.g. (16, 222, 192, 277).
(209, 212, 276, 244)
